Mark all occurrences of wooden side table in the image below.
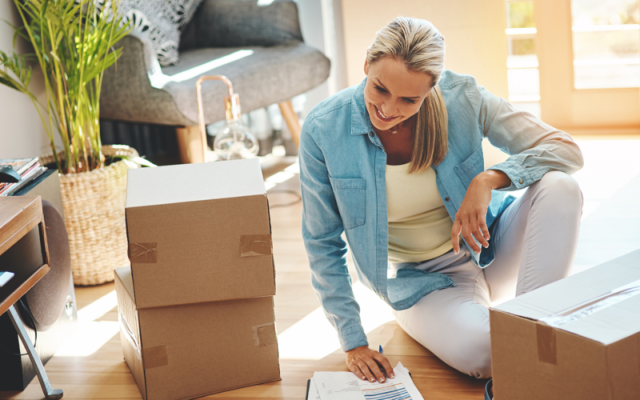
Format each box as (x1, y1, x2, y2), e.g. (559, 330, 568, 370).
(0, 196, 63, 400)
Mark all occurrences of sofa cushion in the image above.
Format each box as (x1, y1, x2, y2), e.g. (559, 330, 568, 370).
(159, 43, 331, 124)
(100, 37, 331, 126)
(120, 0, 202, 66)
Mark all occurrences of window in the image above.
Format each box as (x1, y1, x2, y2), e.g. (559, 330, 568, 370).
(505, 1, 540, 117)
(571, 0, 640, 89)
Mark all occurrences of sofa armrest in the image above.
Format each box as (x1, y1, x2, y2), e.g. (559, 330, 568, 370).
(100, 35, 195, 126)
(180, 0, 303, 50)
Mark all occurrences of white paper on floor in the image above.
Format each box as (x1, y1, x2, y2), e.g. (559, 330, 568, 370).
(309, 362, 423, 400)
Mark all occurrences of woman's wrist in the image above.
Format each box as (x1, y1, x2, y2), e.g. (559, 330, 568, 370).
(476, 170, 511, 190)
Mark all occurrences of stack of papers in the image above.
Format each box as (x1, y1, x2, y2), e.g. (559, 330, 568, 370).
(308, 362, 423, 400)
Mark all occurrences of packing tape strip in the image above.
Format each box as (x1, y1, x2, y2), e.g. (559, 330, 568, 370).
(536, 324, 557, 365)
(240, 234, 272, 257)
(252, 322, 278, 347)
(541, 279, 640, 328)
(118, 310, 141, 359)
(142, 345, 169, 369)
(128, 242, 158, 263)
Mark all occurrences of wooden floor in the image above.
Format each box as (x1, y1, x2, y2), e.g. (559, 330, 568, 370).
(4, 134, 640, 400)
(0, 160, 488, 400)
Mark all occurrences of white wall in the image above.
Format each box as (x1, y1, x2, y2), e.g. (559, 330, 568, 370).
(0, 2, 49, 159)
(296, 0, 348, 116)
(340, 0, 509, 99)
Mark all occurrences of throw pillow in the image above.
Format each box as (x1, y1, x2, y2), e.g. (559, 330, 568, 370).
(118, 0, 203, 67)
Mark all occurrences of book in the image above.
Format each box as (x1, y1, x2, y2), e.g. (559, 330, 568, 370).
(0, 158, 39, 175)
(0, 166, 47, 196)
(0, 158, 40, 193)
(0, 271, 15, 287)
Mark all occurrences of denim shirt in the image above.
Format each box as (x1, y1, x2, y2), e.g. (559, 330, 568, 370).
(299, 70, 584, 351)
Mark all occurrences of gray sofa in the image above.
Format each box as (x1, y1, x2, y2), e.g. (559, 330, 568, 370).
(100, 0, 331, 162)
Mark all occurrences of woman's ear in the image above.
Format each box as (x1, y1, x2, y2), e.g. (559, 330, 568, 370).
(425, 86, 435, 99)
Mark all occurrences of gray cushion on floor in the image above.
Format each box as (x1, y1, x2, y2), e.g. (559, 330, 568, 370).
(100, 35, 330, 126)
(162, 44, 330, 124)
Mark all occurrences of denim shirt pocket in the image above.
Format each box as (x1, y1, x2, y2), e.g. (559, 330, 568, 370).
(454, 146, 485, 188)
(329, 177, 366, 229)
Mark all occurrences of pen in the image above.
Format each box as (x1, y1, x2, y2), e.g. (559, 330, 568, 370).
(378, 345, 388, 380)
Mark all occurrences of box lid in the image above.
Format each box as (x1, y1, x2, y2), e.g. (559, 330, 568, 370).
(126, 158, 265, 209)
(494, 250, 640, 345)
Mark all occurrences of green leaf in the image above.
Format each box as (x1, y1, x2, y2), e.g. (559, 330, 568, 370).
(4, 0, 131, 174)
(0, 76, 17, 90)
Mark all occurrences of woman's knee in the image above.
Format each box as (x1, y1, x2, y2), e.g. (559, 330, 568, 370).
(538, 171, 581, 198)
(536, 171, 583, 210)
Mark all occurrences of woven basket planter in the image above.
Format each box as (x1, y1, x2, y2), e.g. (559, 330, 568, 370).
(40, 145, 139, 285)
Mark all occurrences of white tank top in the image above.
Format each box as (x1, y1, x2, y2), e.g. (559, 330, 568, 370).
(386, 162, 454, 263)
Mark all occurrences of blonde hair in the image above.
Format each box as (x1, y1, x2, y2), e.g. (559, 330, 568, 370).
(367, 17, 448, 173)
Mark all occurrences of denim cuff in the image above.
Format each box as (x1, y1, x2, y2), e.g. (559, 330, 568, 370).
(488, 160, 534, 191)
(339, 324, 369, 352)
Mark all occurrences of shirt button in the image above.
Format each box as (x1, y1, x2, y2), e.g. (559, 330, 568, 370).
(445, 197, 450, 201)
(519, 178, 524, 184)
(380, 295, 385, 301)
(369, 132, 374, 137)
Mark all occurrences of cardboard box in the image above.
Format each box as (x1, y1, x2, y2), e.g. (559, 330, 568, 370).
(490, 250, 640, 400)
(115, 266, 281, 400)
(125, 159, 275, 309)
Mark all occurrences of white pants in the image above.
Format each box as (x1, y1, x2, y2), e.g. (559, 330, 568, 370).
(393, 171, 583, 379)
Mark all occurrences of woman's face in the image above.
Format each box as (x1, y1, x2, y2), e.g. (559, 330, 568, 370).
(363, 56, 433, 131)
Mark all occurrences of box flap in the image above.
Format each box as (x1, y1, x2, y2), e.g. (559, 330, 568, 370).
(126, 158, 265, 209)
(494, 250, 640, 344)
(115, 266, 135, 301)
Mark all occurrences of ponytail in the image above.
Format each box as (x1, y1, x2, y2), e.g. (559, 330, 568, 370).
(408, 85, 448, 173)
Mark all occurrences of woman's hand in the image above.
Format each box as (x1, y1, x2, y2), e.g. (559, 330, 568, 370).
(346, 345, 395, 383)
(451, 170, 511, 253)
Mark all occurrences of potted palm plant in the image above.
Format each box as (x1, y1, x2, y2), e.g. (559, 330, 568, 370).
(0, 0, 141, 285)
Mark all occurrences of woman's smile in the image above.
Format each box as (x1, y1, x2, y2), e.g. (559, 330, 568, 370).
(373, 104, 399, 123)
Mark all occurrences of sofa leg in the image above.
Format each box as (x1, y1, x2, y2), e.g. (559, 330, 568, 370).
(176, 126, 205, 163)
(279, 100, 301, 148)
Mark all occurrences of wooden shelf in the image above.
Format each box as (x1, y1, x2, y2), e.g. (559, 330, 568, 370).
(0, 196, 43, 257)
(0, 196, 50, 316)
(0, 263, 49, 316)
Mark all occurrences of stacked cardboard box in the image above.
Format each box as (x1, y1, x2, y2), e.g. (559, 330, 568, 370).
(115, 159, 280, 400)
(491, 250, 640, 400)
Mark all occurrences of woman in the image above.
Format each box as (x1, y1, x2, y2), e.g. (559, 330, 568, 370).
(299, 17, 583, 381)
